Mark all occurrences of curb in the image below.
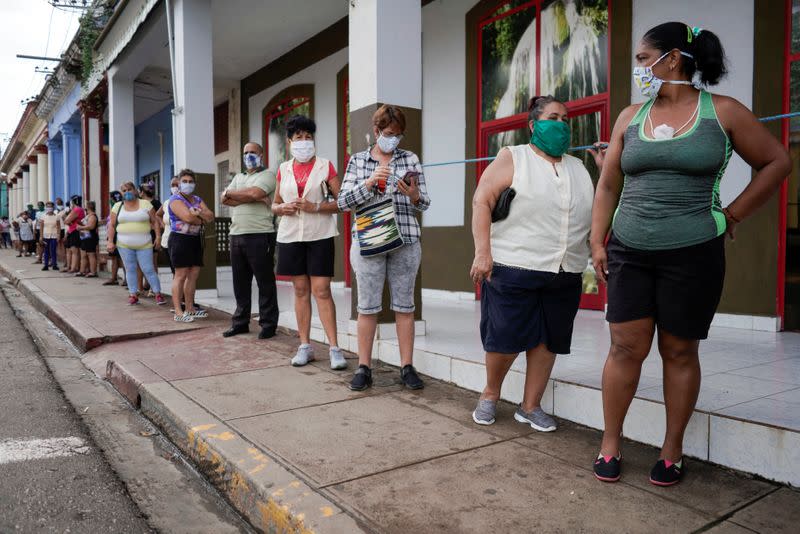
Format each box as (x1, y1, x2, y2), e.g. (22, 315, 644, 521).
(108, 359, 365, 534)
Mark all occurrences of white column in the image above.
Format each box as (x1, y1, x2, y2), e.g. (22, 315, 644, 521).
(28, 161, 38, 206)
(172, 0, 214, 172)
(348, 0, 422, 111)
(108, 66, 136, 188)
(22, 171, 30, 207)
(37, 151, 49, 202)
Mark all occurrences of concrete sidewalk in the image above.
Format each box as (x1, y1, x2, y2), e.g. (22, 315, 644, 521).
(1, 251, 798, 534)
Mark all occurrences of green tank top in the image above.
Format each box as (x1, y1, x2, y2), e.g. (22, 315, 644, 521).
(613, 90, 732, 250)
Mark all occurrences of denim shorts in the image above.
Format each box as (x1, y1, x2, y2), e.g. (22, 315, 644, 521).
(480, 264, 582, 355)
(350, 240, 421, 314)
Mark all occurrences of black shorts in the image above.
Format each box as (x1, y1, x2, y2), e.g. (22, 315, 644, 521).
(80, 236, 99, 252)
(480, 265, 582, 355)
(65, 231, 81, 249)
(168, 232, 203, 268)
(605, 233, 725, 340)
(276, 237, 335, 277)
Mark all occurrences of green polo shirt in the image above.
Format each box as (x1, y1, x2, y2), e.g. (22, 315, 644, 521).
(226, 168, 277, 235)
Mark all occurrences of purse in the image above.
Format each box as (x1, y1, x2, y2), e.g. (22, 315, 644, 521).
(355, 197, 405, 257)
(491, 187, 516, 223)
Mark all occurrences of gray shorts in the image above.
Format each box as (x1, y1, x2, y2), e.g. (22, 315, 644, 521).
(350, 240, 421, 314)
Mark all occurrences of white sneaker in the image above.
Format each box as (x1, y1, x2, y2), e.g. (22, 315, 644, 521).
(329, 347, 347, 370)
(291, 344, 315, 367)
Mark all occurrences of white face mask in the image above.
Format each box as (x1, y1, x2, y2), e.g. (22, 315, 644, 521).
(376, 133, 401, 154)
(633, 50, 694, 99)
(170, 186, 179, 195)
(290, 140, 316, 163)
(179, 182, 195, 195)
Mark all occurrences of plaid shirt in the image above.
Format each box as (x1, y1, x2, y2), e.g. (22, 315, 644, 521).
(338, 148, 431, 243)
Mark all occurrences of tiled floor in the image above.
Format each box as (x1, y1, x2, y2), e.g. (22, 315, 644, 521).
(196, 276, 800, 433)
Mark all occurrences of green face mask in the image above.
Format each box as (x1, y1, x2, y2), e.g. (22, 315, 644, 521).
(530, 120, 571, 157)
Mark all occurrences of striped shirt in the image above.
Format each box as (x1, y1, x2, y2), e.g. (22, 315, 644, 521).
(114, 200, 153, 250)
(337, 148, 431, 243)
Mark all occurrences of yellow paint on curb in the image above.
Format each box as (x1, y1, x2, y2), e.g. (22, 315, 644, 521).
(207, 431, 236, 441)
(320, 506, 335, 518)
(191, 423, 217, 432)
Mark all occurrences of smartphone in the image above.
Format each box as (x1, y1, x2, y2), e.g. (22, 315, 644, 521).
(402, 170, 420, 186)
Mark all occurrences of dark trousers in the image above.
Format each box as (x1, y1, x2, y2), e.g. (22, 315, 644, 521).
(0, 233, 10, 248)
(230, 232, 278, 331)
(43, 238, 58, 267)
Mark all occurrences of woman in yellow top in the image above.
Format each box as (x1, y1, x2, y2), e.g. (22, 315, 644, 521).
(107, 181, 166, 306)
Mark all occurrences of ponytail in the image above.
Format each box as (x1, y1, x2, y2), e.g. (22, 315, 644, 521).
(643, 22, 728, 86)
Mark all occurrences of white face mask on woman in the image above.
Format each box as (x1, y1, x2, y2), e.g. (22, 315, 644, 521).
(376, 133, 401, 154)
(633, 50, 694, 99)
(290, 140, 316, 163)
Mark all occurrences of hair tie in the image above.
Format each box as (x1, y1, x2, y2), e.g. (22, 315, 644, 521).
(691, 26, 703, 39)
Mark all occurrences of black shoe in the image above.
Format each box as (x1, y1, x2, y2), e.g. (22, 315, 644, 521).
(222, 325, 249, 338)
(349, 365, 372, 391)
(650, 458, 684, 487)
(257, 327, 276, 339)
(400, 364, 424, 390)
(593, 453, 622, 482)
(41, 266, 49, 271)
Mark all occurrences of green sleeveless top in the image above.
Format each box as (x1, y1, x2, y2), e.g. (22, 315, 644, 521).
(613, 90, 732, 250)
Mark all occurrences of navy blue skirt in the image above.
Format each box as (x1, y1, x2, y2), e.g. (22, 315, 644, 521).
(480, 264, 582, 355)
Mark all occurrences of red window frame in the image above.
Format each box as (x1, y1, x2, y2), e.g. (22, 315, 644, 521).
(475, 0, 612, 310)
(263, 96, 311, 169)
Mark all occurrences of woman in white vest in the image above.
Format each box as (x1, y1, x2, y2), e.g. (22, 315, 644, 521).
(271, 115, 346, 371)
(470, 95, 605, 432)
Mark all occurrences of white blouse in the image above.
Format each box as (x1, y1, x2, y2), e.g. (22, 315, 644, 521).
(490, 144, 594, 273)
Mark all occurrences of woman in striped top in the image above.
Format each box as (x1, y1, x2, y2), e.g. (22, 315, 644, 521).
(107, 181, 166, 306)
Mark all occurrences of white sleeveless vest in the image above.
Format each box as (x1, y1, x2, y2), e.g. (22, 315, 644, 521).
(490, 145, 594, 273)
(276, 157, 338, 243)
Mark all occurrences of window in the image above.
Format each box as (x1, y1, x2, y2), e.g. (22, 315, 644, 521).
(476, 0, 610, 309)
(214, 101, 229, 155)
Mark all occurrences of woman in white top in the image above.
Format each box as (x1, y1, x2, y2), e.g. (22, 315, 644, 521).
(470, 96, 605, 431)
(271, 116, 345, 370)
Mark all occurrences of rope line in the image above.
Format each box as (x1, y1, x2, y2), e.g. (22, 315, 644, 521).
(421, 111, 800, 168)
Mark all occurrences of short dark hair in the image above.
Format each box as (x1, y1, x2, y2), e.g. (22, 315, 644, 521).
(285, 115, 317, 139)
(643, 22, 727, 86)
(178, 168, 196, 181)
(87, 200, 96, 212)
(528, 95, 562, 121)
(71, 195, 82, 207)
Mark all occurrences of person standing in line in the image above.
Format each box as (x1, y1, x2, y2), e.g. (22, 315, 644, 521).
(220, 142, 279, 339)
(470, 96, 604, 431)
(62, 196, 85, 273)
(168, 169, 214, 323)
(272, 115, 346, 369)
(55, 197, 67, 257)
(107, 181, 166, 306)
(590, 23, 791, 486)
(17, 212, 35, 257)
(38, 201, 61, 271)
(137, 183, 162, 296)
(103, 191, 126, 286)
(33, 201, 45, 264)
(157, 177, 180, 276)
(0, 216, 11, 249)
(11, 216, 21, 255)
(337, 105, 431, 391)
(76, 201, 100, 278)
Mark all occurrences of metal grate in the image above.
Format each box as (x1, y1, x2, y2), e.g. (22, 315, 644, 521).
(215, 217, 231, 266)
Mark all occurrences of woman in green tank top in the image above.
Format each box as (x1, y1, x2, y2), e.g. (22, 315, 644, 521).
(588, 22, 790, 486)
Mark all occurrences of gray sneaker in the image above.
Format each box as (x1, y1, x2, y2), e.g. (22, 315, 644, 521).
(291, 344, 315, 367)
(329, 347, 347, 370)
(514, 406, 557, 432)
(472, 399, 497, 425)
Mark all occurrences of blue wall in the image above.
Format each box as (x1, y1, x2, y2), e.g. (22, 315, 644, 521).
(48, 85, 82, 139)
(135, 104, 174, 201)
(50, 145, 64, 202)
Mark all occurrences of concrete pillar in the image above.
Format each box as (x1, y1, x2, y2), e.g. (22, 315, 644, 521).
(347, 0, 424, 326)
(22, 170, 30, 208)
(108, 67, 135, 189)
(28, 157, 38, 206)
(36, 146, 49, 203)
(61, 124, 82, 198)
(172, 0, 216, 293)
(48, 138, 64, 203)
(7, 183, 13, 217)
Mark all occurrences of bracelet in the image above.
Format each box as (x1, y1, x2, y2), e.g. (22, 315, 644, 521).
(723, 207, 741, 223)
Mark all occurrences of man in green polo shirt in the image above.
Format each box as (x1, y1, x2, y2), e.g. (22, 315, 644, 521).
(220, 141, 279, 339)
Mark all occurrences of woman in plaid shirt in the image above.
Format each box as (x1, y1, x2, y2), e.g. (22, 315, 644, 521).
(338, 105, 431, 391)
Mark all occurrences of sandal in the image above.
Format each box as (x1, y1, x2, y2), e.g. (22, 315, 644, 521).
(74, 272, 85, 277)
(102, 279, 119, 286)
(85, 273, 98, 278)
(174, 312, 194, 323)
